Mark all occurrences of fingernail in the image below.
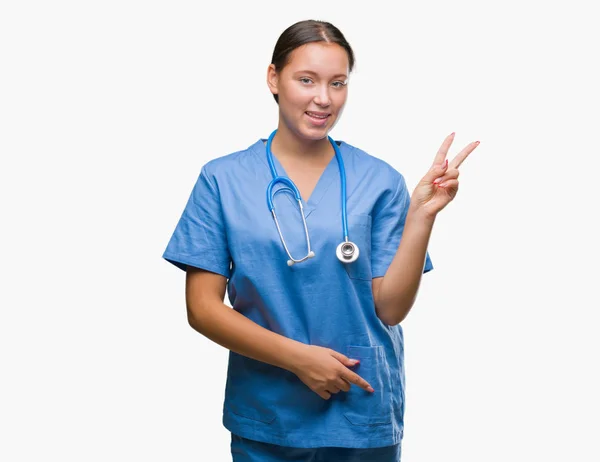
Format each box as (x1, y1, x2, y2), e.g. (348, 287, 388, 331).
(350, 359, 360, 364)
(475, 141, 480, 145)
(450, 132, 455, 137)
(368, 387, 375, 393)
(443, 159, 448, 168)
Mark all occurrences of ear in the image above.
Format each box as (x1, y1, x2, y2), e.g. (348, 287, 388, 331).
(266, 64, 279, 96)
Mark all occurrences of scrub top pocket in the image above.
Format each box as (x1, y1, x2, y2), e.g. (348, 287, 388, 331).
(227, 400, 277, 425)
(343, 214, 372, 281)
(343, 345, 393, 426)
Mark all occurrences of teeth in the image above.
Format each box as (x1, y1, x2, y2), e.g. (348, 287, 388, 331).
(307, 112, 328, 119)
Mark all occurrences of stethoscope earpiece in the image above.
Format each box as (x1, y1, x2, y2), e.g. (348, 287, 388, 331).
(289, 251, 315, 266)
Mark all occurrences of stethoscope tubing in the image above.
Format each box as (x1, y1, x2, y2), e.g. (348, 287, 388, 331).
(265, 129, 349, 242)
(265, 129, 357, 266)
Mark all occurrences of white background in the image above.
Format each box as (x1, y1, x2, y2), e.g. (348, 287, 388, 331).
(1, 1, 598, 461)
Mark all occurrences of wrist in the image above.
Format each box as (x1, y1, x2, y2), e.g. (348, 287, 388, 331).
(407, 203, 436, 226)
(282, 341, 310, 375)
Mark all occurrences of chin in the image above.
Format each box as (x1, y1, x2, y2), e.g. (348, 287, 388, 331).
(300, 129, 328, 141)
(298, 120, 336, 140)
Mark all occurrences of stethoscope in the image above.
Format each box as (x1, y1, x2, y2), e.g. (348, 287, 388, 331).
(265, 129, 359, 267)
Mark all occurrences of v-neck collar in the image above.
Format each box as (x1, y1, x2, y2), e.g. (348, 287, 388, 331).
(252, 138, 342, 218)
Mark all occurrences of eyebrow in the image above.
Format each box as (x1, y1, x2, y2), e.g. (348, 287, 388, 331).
(294, 70, 348, 79)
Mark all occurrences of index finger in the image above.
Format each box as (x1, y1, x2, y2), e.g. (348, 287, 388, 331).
(341, 369, 374, 392)
(432, 132, 455, 167)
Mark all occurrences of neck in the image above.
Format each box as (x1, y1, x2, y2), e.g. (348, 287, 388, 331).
(271, 122, 333, 163)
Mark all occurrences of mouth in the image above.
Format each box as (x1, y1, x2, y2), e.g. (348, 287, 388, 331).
(305, 111, 331, 125)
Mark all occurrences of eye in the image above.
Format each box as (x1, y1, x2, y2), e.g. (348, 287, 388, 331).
(299, 77, 313, 84)
(331, 81, 347, 88)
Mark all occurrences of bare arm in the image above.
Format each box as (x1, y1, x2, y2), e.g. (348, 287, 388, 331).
(186, 267, 375, 399)
(372, 207, 435, 326)
(372, 133, 478, 326)
(185, 266, 308, 374)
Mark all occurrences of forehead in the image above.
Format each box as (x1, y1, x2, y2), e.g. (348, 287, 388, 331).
(283, 42, 349, 75)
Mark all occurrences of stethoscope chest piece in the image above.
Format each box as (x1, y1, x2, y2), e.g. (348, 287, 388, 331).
(336, 241, 359, 264)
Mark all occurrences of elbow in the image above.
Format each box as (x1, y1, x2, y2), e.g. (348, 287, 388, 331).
(184, 268, 228, 331)
(186, 298, 212, 331)
(376, 308, 398, 327)
(378, 314, 402, 327)
(187, 309, 200, 329)
(187, 308, 201, 331)
(376, 302, 413, 327)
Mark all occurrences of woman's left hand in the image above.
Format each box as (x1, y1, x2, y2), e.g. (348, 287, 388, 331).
(410, 132, 480, 220)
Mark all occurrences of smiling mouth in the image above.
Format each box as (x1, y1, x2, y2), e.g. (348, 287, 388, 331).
(305, 111, 330, 120)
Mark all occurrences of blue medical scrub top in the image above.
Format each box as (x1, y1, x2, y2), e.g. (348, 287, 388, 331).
(163, 137, 433, 449)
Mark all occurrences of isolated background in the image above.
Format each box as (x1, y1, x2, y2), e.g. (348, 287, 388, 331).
(1, 0, 598, 461)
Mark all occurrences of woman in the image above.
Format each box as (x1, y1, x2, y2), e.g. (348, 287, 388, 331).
(163, 19, 479, 461)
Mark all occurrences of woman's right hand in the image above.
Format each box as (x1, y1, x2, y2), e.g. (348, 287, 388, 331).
(290, 344, 374, 400)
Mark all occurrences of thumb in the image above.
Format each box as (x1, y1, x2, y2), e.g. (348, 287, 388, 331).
(424, 158, 448, 183)
(331, 351, 360, 367)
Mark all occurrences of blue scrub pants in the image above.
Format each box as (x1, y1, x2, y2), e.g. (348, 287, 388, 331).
(231, 433, 401, 462)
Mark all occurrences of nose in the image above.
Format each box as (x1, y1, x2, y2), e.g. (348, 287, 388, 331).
(313, 84, 331, 107)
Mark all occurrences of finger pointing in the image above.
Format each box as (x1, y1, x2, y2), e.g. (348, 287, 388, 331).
(342, 370, 374, 393)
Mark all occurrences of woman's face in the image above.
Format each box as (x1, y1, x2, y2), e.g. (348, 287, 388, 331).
(267, 42, 349, 141)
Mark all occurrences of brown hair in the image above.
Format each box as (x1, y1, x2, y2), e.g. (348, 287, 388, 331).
(270, 20, 355, 104)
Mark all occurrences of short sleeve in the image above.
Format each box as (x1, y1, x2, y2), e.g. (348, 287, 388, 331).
(371, 173, 433, 278)
(162, 166, 231, 278)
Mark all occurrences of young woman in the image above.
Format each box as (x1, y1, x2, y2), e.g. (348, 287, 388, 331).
(163, 19, 479, 461)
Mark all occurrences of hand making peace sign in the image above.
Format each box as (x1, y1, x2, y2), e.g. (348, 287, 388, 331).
(410, 132, 480, 219)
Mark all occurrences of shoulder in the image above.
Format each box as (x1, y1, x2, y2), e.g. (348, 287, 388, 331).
(339, 140, 406, 187)
(200, 139, 264, 184)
